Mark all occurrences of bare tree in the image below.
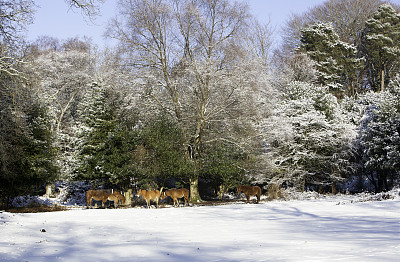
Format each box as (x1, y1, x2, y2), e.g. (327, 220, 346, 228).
(280, 13, 308, 56)
(30, 37, 95, 134)
(0, 0, 34, 77)
(106, 0, 270, 201)
(242, 18, 274, 70)
(280, 0, 386, 53)
(0, 0, 34, 45)
(309, 0, 389, 46)
(0, 0, 103, 81)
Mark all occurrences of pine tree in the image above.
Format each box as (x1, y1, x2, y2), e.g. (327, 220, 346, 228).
(361, 4, 400, 92)
(300, 23, 363, 96)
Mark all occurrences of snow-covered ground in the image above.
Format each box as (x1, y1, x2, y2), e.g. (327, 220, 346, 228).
(1, 193, 399, 262)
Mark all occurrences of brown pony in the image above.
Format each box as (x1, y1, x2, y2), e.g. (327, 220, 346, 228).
(237, 185, 262, 204)
(86, 190, 125, 208)
(160, 188, 189, 207)
(136, 188, 163, 208)
(108, 191, 126, 208)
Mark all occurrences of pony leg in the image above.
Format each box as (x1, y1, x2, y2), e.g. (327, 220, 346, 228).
(87, 196, 91, 209)
(246, 194, 250, 203)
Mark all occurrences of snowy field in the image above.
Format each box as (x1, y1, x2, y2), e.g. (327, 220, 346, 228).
(1, 193, 400, 262)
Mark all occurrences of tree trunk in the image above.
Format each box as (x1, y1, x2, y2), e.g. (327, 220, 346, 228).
(188, 118, 204, 203)
(378, 172, 388, 192)
(368, 173, 378, 193)
(331, 183, 337, 195)
(381, 67, 385, 92)
(189, 177, 202, 203)
(218, 184, 226, 200)
(185, 141, 202, 203)
(124, 189, 133, 206)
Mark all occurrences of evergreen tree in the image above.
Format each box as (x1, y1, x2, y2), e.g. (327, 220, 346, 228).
(300, 23, 363, 96)
(264, 81, 356, 192)
(0, 90, 57, 206)
(356, 77, 400, 192)
(137, 115, 192, 187)
(300, 23, 340, 89)
(361, 4, 400, 92)
(76, 82, 121, 183)
(201, 141, 248, 199)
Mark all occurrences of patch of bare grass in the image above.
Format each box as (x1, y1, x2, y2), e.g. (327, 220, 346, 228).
(6, 204, 67, 213)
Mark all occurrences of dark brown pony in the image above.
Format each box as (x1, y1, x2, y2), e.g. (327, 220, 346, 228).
(160, 188, 189, 207)
(136, 188, 163, 208)
(237, 185, 262, 203)
(86, 190, 125, 208)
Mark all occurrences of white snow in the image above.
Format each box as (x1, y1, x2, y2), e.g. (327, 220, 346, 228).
(1, 195, 400, 262)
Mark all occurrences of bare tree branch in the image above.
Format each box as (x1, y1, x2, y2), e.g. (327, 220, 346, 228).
(65, 0, 105, 19)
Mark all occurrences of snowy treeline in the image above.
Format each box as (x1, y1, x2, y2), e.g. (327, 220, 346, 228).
(1, 0, 400, 207)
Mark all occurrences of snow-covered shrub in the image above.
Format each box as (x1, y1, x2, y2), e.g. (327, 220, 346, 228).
(56, 181, 92, 206)
(11, 195, 53, 208)
(282, 187, 326, 201)
(336, 187, 400, 205)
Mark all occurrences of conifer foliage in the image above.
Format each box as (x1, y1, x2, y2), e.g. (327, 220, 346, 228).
(300, 23, 363, 96)
(361, 4, 400, 92)
(357, 77, 400, 192)
(264, 81, 355, 192)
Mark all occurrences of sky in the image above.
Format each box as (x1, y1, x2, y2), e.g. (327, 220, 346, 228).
(27, 0, 327, 48)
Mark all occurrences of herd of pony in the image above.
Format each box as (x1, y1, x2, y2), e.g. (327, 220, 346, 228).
(86, 185, 262, 208)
